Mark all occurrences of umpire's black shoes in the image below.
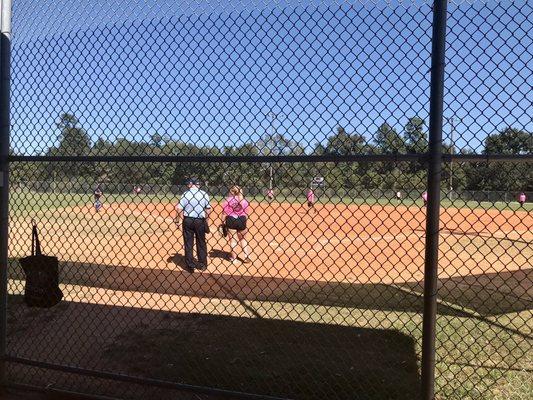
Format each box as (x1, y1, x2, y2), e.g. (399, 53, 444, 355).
(195, 263, 208, 271)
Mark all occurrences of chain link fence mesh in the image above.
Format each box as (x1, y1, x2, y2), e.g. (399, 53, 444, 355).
(435, 1, 532, 398)
(3, 0, 532, 399)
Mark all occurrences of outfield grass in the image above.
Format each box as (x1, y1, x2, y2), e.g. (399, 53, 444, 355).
(8, 189, 533, 216)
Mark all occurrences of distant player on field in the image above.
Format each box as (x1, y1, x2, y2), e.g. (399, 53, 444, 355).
(396, 190, 402, 203)
(266, 188, 274, 202)
(518, 192, 526, 207)
(306, 187, 316, 214)
(422, 191, 428, 206)
(94, 185, 103, 212)
(133, 185, 142, 195)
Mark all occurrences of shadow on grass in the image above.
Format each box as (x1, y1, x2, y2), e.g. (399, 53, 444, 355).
(6, 295, 420, 400)
(401, 268, 533, 316)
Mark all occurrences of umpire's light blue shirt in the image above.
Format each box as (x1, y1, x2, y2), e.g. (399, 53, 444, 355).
(178, 187, 211, 218)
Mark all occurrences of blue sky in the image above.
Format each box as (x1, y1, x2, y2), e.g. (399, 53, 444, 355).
(10, 0, 532, 155)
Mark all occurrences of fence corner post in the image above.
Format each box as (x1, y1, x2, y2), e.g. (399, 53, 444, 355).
(422, 0, 448, 399)
(0, 0, 12, 389)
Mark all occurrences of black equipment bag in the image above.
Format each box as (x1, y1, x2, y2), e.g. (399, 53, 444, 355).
(19, 221, 63, 308)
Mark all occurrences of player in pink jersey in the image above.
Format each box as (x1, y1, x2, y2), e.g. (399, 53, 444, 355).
(219, 185, 251, 263)
(266, 188, 274, 202)
(518, 192, 526, 206)
(422, 191, 428, 206)
(306, 187, 316, 214)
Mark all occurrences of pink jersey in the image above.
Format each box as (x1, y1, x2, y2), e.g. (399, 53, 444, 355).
(307, 190, 315, 203)
(222, 196, 249, 218)
(422, 192, 428, 201)
(519, 193, 526, 202)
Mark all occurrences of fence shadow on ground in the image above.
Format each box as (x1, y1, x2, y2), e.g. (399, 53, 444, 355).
(9, 258, 452, 316)
(401, 268, 532, 316)
(6, 294, 420, 400)
(8, 260, 532, 318)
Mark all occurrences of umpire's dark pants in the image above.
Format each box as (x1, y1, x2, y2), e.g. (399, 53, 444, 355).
(183, 217, 207, 269)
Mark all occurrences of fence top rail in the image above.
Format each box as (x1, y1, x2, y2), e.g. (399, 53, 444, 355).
(8, 153, 532, 163)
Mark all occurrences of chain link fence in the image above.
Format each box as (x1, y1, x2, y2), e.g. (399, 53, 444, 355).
(1, 0, 531, 399)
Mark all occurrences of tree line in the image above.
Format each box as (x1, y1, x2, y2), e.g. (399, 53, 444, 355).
(11, 113, 533, 192)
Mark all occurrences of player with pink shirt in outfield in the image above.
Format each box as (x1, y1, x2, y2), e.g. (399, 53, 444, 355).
(219, 185, 251, 263)
(306, 187, 316, 214)
(518, 192, 526, 206)
(422, 191, 428, 206)
(266, 188, 274, 201)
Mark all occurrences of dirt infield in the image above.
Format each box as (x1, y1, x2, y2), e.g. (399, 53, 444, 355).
(9, 200, 532, 287)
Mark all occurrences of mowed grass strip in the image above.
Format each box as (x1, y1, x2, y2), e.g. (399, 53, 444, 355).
(8, 190, 533, 216)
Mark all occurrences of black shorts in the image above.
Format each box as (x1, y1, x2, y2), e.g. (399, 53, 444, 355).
(225, 216, 247, 232)
(307, 201, 314, 207)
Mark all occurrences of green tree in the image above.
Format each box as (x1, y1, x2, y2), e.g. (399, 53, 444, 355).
(403, 117, 428, 175)
(325, 126, 368, 156)
(404, 116, 428, 153)
(257, 131, 304, 190)
(9, 149, 43, 185)
(484, 127, 532, 155)
(56, 113, 91, 156)
(312, 143, 326, 155)
(373, 123, 409, 189)
(321, 127, 376, 190)
(171, 143, 224, 187)
(90, 138, 115, 183)
(53, 113, 92, 179)
(375, 123, 405, 154)
(465, 127, 532, 191)
(150, 133, 163, 149)
(108, 138, 165, 184)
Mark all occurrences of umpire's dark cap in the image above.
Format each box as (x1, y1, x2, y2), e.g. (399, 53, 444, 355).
(186, 177, 201, 186)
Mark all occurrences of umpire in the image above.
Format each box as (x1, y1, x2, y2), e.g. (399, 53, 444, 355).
(175, 178, 211, 272)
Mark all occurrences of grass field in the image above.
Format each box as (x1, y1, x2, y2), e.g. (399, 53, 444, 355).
(6, 190, 533, 399)
(7, 189, 533, 216)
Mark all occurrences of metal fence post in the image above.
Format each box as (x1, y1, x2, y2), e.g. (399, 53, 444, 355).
(421, 1, 448, 399)
(0, 0, 12, 387)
